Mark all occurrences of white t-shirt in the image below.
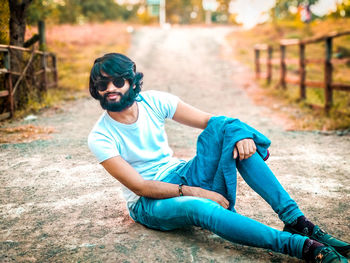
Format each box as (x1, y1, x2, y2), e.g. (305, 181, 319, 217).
(88, 90, 183, 209)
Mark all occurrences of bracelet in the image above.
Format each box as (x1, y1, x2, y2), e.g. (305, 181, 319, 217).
(178, 183, 184, 196)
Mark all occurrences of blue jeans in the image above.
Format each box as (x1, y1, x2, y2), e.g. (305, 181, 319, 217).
(129, 153, 308, 259)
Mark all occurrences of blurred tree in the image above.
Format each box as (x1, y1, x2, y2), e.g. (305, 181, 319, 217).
(270, 0, 319, 35)
(190, 0, 205, 23)
(117, 4, 141, 21)
(166, 0, 192, 24)
(329, 0, 350, 18)
(9, 0, 33, 47)
(27, 0, 140, 24)
(165, 0, 237, 24)
(215, 0, 230, 23)
(81, 0, 119, 21)
(137, 4, 158, 24)
(56, 0, 82, 24)
(27, 0, 57, 25)
(81, 0, 139, 22)
(8, 0, 34, 109)
(272, 0, 319, 21)
(0, 0, 9, 44)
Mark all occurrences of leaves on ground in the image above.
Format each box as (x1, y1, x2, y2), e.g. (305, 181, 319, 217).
(0, 124, 56, 144)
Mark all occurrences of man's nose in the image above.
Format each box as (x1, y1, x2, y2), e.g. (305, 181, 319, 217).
(106, 81, 117, 92)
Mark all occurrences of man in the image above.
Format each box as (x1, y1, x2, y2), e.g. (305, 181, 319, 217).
(88, 53, 349, 263)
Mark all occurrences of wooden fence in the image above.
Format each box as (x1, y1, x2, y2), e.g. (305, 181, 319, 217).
(254, 30, 350, 112)
(0, 44, 58, 121)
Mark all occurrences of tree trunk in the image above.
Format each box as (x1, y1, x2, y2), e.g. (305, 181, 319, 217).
(9, 0, 31, 46)
(8, 0, 33, 109)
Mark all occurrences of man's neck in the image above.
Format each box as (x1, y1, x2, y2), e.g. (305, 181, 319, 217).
(107, 102, 138, 124)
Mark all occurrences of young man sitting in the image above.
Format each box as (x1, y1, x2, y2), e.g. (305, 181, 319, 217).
(88, 53, 349, 263)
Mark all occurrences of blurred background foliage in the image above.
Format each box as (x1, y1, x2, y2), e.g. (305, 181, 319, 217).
(0, 0, 9, 44)
(26, 0, 141, 25)
(6, 0, 234, 26)
(24, 0, 350, 25)
(1, 0, 350, 42)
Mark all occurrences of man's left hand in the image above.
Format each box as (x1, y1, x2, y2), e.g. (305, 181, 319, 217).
(233, 139, 256, 161)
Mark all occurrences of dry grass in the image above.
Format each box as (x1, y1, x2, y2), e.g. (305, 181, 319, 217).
(226, 18, 350, 130)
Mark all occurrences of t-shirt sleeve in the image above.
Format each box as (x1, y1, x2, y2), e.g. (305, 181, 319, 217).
(88, 131, 120, 163)
(145, 90, 179, 119)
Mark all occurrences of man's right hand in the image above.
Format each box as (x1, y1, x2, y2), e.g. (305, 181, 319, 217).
(183, 185, 229, 209)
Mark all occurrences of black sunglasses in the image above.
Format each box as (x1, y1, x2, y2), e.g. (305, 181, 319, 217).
(95, 77, 126, 92)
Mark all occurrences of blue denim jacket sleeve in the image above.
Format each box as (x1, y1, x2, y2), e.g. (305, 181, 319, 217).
(194, 116, 271, 211)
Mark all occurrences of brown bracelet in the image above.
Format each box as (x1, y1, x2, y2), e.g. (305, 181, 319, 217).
(178, 183, 184, 196)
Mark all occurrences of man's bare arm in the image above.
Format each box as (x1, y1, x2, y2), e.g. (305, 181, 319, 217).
(172, 100, 213, 129)
(172, 100, 256, 160)
(101, 156, 229, 208)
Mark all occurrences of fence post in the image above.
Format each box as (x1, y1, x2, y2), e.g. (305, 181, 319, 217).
(324, 37, 333, 113)
(4, 50, 14, 117)
(254, 48, 260, 79)
(299, 43, 306, 100)
(38, 20, 46, 51)
(267, 46, 273, 84)
(41, 53, 47, 92)
(280, 44, 286, 89)
(52, 54, 58, 88)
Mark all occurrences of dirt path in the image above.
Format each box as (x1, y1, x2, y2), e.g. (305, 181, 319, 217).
(1, 26, 349, 263)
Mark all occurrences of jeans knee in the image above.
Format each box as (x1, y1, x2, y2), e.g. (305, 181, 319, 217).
(175, 197, 223, 224)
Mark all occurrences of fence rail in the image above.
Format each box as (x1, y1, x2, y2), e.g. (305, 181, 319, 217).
(254, 30, 350, 112)
(0, 44, 58, 120)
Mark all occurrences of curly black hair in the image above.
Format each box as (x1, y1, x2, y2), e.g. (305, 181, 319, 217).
(89, 53, 143, 100)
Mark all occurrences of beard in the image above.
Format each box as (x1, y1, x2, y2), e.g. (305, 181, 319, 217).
(98, 87, 136, 112)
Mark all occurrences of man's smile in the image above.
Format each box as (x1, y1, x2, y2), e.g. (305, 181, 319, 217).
(106, 92, 122, 100)
(107, 94, 118, 100)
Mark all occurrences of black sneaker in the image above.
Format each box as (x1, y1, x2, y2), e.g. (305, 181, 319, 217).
(284, 224, 350, 258)
(310, 246, 348, 263)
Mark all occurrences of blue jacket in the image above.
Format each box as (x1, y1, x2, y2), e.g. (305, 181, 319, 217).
(183, 116, 271, 211)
